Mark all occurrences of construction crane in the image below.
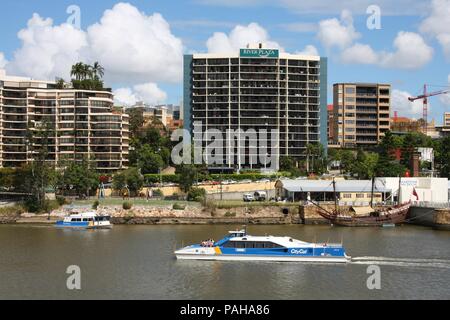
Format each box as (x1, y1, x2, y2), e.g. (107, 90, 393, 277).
(408, 84, 450, 134)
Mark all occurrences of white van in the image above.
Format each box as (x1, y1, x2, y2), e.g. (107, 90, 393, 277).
(243, 193, 255, 202)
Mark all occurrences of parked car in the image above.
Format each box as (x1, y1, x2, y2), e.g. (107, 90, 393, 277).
(243, 193, 255, 202)
(254, 191, 267, 201)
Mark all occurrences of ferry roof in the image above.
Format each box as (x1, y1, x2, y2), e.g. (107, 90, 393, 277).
(279, 179, 391, 193)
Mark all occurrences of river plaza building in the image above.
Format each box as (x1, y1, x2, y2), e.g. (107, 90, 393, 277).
(184, 44, 328, 171)
(0, 71, 129, 172)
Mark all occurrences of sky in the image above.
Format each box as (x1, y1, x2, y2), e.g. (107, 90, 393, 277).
(0, 0, 449, 123)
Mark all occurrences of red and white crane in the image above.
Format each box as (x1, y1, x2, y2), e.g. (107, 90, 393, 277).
(408, 84, 450, 134)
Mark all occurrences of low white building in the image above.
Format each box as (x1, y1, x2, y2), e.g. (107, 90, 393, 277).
(381, 177, 448, 204)
(276, 177, 449, 205)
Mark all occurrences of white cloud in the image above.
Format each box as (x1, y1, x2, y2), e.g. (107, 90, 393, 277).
(341, 43, 378, 64)
(379, 32, 433, 69)
(340, 32, 433, 69)
(114, 83, 167, 106)
(6, 14, 87, 80)
(391, 89, 425, 118)
(4, 3, 183, 85)
(206, 23, 282, 53)
(87, 3, 183, 83)
(317, 10, 360, 49)
(0, 52, 7, 68)
(420, 0, 450, 59)
(295, 45, 319, 56)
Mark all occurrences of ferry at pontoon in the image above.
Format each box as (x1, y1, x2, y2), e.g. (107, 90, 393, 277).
(175, 229, 350, 263)
(55, 211, 112, 229)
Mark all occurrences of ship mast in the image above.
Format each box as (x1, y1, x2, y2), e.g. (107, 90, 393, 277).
(370, 175, 375, 208)
(332, 177, 338, 214)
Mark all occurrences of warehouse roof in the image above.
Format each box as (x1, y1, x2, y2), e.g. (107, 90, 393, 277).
(278, 179, 391, 193)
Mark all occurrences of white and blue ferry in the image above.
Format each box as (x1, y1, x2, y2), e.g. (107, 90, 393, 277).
(175, 229, 350, 263)
(55, 211, 112, 229)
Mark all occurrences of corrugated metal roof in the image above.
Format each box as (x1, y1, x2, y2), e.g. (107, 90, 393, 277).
(280, 179, 391, 193)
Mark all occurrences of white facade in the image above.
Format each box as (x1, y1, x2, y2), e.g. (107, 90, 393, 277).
(381, 177, 448, 204)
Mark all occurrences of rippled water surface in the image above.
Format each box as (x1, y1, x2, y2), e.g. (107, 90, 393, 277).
(0, 224, 449, 300)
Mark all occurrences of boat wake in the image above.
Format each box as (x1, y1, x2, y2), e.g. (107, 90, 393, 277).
(350, 256, 450, 269)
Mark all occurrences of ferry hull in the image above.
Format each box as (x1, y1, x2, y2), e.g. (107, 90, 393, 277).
(175, 252, 349, 263)
(55, 222, 113, 229)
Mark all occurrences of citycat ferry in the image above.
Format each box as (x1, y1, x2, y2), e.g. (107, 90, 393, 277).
(55, 211, 112, 229)
(175, 229, 350, 263)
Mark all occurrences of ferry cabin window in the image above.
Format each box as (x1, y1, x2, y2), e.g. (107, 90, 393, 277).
(223, 241, 284, 249)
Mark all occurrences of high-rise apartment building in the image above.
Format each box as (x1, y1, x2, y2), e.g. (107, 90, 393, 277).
(0, 72, 129, 171)
(184, 44, 327, 170)
(444, 112, 450, 127)
(333, 83, 391, 148)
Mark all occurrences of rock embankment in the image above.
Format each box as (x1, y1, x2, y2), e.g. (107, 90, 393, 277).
(0, 204, 304, 225)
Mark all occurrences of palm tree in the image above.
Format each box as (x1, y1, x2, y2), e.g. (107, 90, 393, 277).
(82, 63, 93, 80)
(70, 62, 85, 81)
(91, 62, 105, 80)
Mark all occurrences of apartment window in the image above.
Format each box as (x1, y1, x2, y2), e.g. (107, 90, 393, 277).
(345, 135, 355, 140)
(345, 87, 356, 94)
(345, 128, 355, 132)
(345, 120, 355, 124)
(345, 113, 355, 117)
(345, 97, 355, 103)
(356, 194, 365, 198)
(342, 193, 352, 199)
(345, 105, 355, 110)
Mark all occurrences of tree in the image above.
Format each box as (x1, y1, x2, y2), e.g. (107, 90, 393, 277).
(113, 168, 144, 197)
(138, 145, 164, 174)
(91, 62, 105, 80)
(127, 107, 145, 138)
(305, 143, 328, 175)
(71, 62, 85, 81)
(373, 131, 406, 177)
(352, 151, 379, 179)
(435, 136, 450, 178)
(177, 165, 198, 193)
(62, 161, 99, 198)
(280, 156, 296, 171)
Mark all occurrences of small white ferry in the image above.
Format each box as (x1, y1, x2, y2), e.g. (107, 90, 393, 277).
(55, 211, 112, 229)
(175, 229, 350, 263)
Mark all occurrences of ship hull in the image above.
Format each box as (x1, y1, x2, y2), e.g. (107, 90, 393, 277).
(318, 203, 411, 227)
(175, 253, 349, 263)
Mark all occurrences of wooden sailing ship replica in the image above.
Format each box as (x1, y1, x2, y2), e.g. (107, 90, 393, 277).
(312, 177, 411, 227)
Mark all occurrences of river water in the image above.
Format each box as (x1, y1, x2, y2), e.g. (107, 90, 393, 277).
(0, 224, 449, 300)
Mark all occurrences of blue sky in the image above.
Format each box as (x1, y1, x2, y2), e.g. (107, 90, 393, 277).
(0, 0, 449, 123)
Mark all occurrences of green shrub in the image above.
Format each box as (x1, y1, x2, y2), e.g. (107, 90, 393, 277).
(123, 202, 133, 210)
(56, 196, 68, 206)
(173, 203, 186, 210)
(224, 211, 236, 217)
(92, 200, 100, 210)
(153, 189, 164, 197)
(0, 205, 25, 216)
(187, 188, 206, 202)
